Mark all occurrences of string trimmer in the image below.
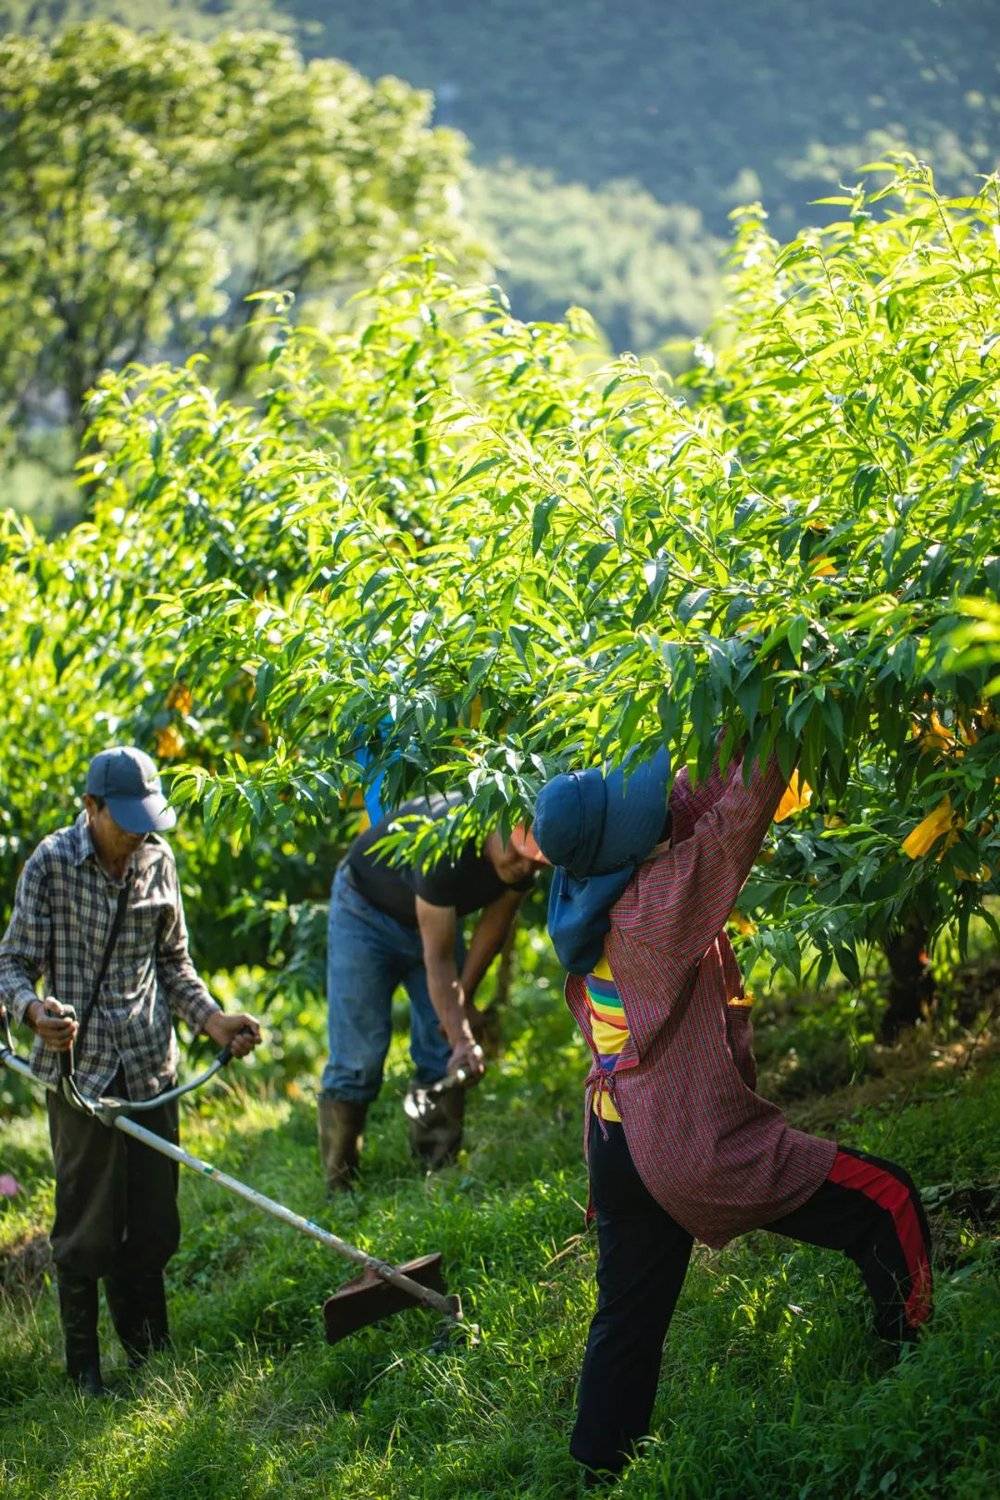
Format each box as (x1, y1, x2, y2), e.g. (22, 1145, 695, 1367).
(0, 1004, 470, 1347)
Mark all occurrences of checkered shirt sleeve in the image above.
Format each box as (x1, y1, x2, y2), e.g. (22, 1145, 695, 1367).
(155, 855, 218, 1034)
(0, 822, 220, 1101)
(0, 845, 52, 1024)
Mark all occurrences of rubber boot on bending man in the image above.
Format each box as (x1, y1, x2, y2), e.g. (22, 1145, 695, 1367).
(319, 790, 548, 1189)
(525, 737, 933, 1488)
(0, 748, 260, 1395)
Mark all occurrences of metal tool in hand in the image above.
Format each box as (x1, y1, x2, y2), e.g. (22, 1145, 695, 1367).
(403, 1066, 472, 1123)
(0, 1003, 469, 1347)
(54, 1004, 246, 1123)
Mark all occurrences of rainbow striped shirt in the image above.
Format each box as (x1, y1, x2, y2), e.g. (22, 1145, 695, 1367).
(585, 955, 629, 1121)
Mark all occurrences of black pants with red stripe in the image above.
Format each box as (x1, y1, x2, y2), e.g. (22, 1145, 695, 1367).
(570, 1117, 933, 1481)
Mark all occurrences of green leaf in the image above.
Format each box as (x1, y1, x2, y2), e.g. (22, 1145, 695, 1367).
(531, 497, 559, 556)
(678, 588, 712, 624)
(787, 615, 809, 665)
(457, 455, 504, 486)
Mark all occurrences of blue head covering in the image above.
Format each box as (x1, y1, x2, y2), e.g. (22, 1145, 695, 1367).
(534, 747, 671, 975)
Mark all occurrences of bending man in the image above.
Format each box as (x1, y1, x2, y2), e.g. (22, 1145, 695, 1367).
(319, 790, 547, 1188)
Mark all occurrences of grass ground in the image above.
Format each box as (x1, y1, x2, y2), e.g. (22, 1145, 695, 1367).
(2, 954, 999, 1500)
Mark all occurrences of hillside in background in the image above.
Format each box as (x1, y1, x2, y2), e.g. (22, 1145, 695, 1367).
(3, 0, 997, 354)
(298, 0, 1000, 237)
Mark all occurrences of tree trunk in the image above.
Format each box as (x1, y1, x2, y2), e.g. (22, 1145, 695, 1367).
(879, 915, 936, 1043)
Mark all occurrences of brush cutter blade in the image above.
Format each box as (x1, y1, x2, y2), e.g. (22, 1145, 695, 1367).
(323, 1252, 459, 1344)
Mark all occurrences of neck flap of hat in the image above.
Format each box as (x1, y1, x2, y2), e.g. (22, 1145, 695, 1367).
(537, 746, 671, 975)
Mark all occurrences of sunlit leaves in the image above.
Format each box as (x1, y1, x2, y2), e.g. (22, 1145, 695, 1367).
(1, 165, 998, 984)
(0, 21, 471, 476)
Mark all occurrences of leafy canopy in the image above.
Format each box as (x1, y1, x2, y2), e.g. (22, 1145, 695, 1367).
(1, 165, 998, 983)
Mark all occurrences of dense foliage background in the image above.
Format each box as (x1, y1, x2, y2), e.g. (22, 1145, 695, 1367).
(3, 0, 997, 358)
(2, 169, 998, 1017)
(1, 12, 999, 1499)
(4, 1, 997, 524)
(0, 20, 472, 526)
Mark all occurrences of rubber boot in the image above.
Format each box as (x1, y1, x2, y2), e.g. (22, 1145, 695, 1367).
(57, 1269, 106, 1396)
(105, 1269, 170, 1369)
(405, 1083, 465, 1169)
(318, 1097, 368, 1193)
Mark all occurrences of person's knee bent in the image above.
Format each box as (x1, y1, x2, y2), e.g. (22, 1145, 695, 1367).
(320, 1059, 384, 1104)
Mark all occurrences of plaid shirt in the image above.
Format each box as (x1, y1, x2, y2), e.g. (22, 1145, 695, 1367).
(0, 813, 219, 1101)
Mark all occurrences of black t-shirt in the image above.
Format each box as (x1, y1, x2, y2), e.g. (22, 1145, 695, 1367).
(346, 792, 533, 926)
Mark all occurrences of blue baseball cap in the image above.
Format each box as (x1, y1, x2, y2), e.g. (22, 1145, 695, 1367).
(85, 746, 177, 834)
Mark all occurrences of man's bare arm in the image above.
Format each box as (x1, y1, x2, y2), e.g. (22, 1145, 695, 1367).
(415, 897, 485, 1082)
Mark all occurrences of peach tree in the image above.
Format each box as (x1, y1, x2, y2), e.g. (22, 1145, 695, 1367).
(2, 164, 997, 1024)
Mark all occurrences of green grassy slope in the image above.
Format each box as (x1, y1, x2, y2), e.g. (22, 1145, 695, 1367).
(2, 965, 998, 1499)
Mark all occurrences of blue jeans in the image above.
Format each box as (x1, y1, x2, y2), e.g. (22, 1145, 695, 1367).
(320, 862, 463, 1102)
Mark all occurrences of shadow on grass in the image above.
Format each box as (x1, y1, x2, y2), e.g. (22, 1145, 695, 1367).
(3, 975, 1000, 1497)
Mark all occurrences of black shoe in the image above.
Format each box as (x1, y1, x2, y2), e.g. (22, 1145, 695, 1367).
(583, 1469, 622, 1491)
(69, 1361, 107, 1397)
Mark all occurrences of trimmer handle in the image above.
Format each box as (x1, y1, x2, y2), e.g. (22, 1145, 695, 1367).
(57, 1004, 78, 1081)
(216, 1024, 258, 1068)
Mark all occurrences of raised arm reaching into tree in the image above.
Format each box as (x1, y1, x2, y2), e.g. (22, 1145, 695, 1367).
(530, 734, 933, 1487)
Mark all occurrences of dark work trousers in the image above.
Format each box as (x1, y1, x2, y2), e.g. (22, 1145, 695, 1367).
(570, 1115, 933, 1479)
(46, 1068, 181, 1280)
(47, 1069, 181, 1373)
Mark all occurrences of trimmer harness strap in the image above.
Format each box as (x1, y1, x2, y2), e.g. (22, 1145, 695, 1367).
(71, 879, 130, 1063)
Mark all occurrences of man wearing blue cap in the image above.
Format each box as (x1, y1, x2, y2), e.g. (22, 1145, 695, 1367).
(0, 746, 261, 1395)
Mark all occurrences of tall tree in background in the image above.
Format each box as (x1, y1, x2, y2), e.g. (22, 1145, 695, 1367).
(0, 21, 470, 484)
(0, 2, 283, 31)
